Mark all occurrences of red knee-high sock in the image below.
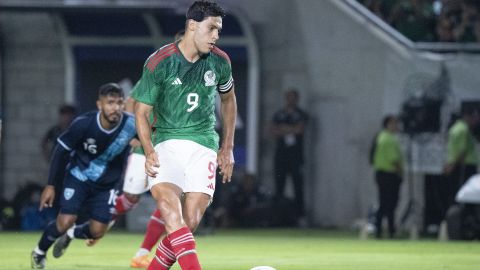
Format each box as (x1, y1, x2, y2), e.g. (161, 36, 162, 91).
(169, 227, 201, 270)
(114, 194, 138, 216)
(141, 209, 166, 251)
(148, 236, 176, 270)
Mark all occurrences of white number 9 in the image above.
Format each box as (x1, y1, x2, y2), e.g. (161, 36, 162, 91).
(187, 93, 199, 112)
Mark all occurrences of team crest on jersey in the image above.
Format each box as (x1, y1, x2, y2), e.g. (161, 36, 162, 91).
(64, 188, 75, 200)
(204, 70, 216, 87)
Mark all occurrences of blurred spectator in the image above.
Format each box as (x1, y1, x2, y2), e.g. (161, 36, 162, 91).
(11, 183, 56, 230)
(389, 0, 436, 41)
(359, 0, 480, 42)
(271, 89, 309, 226)
(453, 0, 479, 42)
(40, 104, 77, 162)
(436, 13, 456, 41)
(372, 115, 403, 238)
(360, 0, 397, 20)
(228, 174, 271, 227)
(0, 198, 15, 230)
(443, 106, 480, 210)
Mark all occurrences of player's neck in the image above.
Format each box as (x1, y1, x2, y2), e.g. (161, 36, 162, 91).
(99, 115, 118, 130)
(178, 38, 200, 63)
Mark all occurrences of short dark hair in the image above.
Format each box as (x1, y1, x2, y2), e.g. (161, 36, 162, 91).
(59, 104, 76, 115)
(382, 115, 396, 128)
(186, 1, 226, 22)
(98, 83, 124, 98)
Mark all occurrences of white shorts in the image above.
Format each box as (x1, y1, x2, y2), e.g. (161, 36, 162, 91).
(148, 139, 218, 197)
(122, 153, 149, 195)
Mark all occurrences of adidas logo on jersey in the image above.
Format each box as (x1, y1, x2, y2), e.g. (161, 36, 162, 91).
(171, 78, 182, 85)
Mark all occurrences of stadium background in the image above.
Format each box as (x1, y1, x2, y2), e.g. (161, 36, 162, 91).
(1, 0, 480, 233)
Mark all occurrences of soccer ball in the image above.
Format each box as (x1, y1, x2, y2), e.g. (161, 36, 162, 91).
(250, 266, 276, 270)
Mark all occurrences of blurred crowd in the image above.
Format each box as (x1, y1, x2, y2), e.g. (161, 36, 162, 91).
(358, 0, 480, 42)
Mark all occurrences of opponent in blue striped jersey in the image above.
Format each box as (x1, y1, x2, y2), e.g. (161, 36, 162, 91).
(31, 83, 135, 269)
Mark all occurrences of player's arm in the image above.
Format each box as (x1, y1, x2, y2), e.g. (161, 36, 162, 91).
(39, 144, 70, 210)
(124, 97, 142, 148)
(218, 87, 237, 183)
(135, 101, 159, 177)
(125, 96, 136, 114)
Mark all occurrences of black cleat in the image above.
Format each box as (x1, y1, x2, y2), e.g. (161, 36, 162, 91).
(31, 251, 46, 269)
(52, 234, 72, 258)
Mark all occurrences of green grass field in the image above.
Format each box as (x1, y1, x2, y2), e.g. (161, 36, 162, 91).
(1, 229, 480, 270)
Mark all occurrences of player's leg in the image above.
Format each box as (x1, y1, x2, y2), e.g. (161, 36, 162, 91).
(123, 153, 167, 268)
(157, 141, 216, 270)
(131, 209, 166, 269)
(53, 185, 115, 257)
(31, 214, 77, 268)
(114, 192, 140, 216)
(32, 175, 85, 268)
(115, 153, 150, 218)
(148, 183, 188, 270)
(148, 195, 209, 270)
(147, 140, 201, 270)
(182, 193, 211, 232)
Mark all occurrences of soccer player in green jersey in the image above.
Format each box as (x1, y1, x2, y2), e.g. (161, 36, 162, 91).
(132, 1, 236, 270)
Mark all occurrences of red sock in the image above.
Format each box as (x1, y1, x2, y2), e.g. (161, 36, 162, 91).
(141, 209, 166, 251)
(169, 227, 201, 270)
(148, 236, 176, 270)
(114, 194, 138, 216)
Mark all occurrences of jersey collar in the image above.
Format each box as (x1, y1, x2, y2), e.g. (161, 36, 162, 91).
(96, 111, 123, 134)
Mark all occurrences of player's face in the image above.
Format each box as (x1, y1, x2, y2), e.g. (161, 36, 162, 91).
(193, 16, 222, 54)
(97, 95, 124, 125)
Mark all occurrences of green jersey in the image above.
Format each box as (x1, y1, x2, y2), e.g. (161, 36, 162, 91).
(132, 43, 233, 151)
(447, 119, 478, 165)
(373, 130, 403, 173)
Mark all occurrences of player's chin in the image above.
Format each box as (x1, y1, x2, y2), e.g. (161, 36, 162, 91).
(107, 115, 120, 124)
(202, 45, 214, 54)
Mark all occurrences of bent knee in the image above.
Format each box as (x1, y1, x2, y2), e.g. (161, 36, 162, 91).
(124, 193, 141, 204)
(183, 216, 201, 232)
(56, 216, 76, 232)
(89, 229, 106, 239)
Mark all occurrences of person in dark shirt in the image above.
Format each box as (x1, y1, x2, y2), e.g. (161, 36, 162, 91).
(271, 89, 308, 225)
(40, 104, 77, 162)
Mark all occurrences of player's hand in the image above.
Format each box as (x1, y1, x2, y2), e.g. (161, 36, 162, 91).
(217, 147, 234, 183)
(145, 151, 160, 178)
(85, 239, 99, 247)
(39, 185, 55, 211)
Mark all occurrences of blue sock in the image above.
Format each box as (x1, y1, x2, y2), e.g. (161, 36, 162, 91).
(38, 221, 62, 252)
(73, 222, 94, 239)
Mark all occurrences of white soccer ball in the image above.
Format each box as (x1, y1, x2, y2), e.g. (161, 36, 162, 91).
(250, 266, 276, 270)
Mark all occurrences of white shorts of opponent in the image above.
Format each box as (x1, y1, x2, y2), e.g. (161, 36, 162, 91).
(122, 152, 149, 195)
(148, 139, 217, 198)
